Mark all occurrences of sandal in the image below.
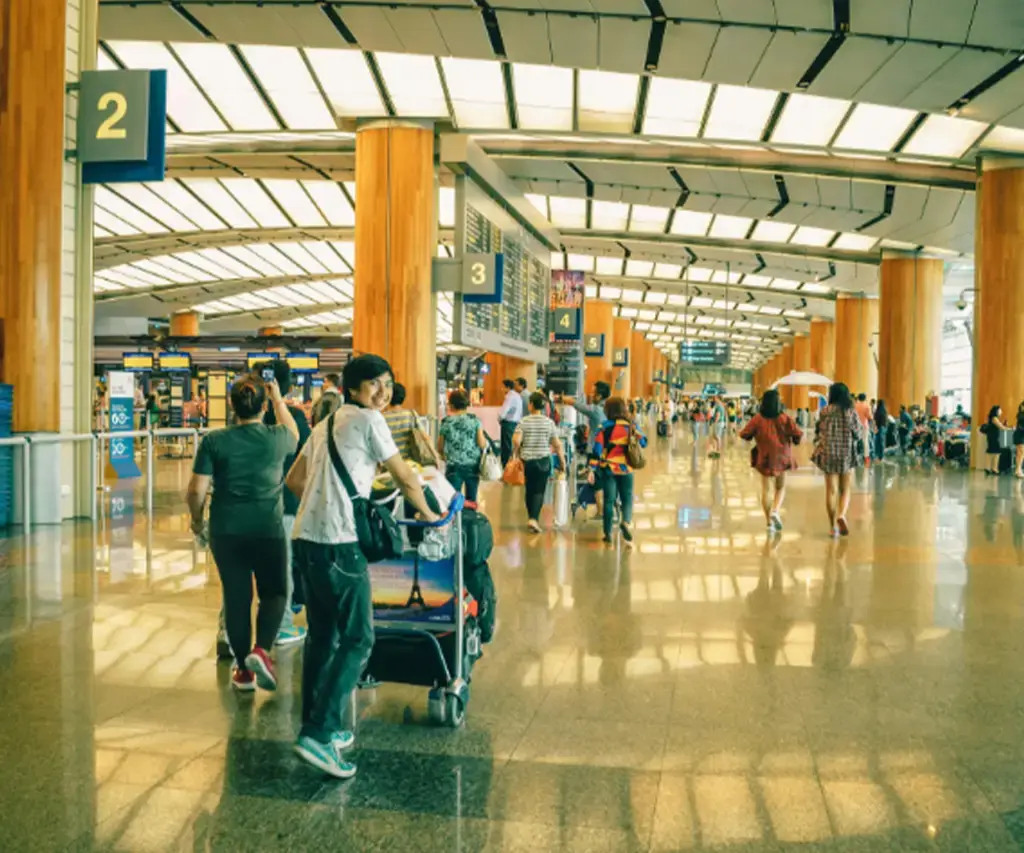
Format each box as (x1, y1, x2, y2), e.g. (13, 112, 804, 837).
(837, 517, 850, 537)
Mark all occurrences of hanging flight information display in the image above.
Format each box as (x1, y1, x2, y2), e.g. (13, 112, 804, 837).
(680, 341, 732, 366)
(454, 177, 550, 363)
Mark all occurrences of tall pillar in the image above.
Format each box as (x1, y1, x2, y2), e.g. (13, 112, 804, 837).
(630, 331, 647, 399)
(779, 343, 795, 408)
(354, 121, 436, 415)
(810, 318, 836, 380)
(612, 317, 632, 399)
(584, 301, 614, 393)
(792, 334, 811, 410)
(878, 254, 944, 410)
(834, 295, 879, 398)
(257, 325, 283, 338)
(0, 0, 67, 433)
(974, 159, 1024, 467)
(482, 354, 535, 405)
(170, 311, 200, 337)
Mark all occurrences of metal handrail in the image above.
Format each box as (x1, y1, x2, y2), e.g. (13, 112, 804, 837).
(0, 437, 30, 529)
(24, 433, 98, 521)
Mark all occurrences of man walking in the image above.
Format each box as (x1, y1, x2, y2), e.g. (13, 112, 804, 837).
(499, 378, 523, 468)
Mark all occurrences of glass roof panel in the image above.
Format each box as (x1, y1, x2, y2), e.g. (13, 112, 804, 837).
(751, 220, 796, 242)
(93, 207, 139, 236)
(145, 181, 227, 231)
(653, 262, 682, 279)
(549, 251, 565, 270)
(566, 253, 595, 272)
(106, 41, 226, 132)
(525, 194, 549, 218)
(330, 241, 356, 267)
(592, 200, 629, 231)
(902, 114, 987, 158)
(146, 255, 215, 282)
(221, 245, 288, 277)
(305, 49, 386, 117)
(172, 250, 238, 280)
(625, 259, 654, 278)
(642, 77, 711, 138)
(513, 64, 573, 131)
(375, 53, 449, 117)
(833, 232, 878, 251)
(239, 45, 335, 130)
(262, 180, 327, 228)
(578, 70, 639, 133)
(790, 226, 834, 247)
(131, 258, 194, 284)
(438, 188, 455, 228)
(245, 244, 303, 276)
(274, 242, 329, 275)
(629, 205, 670, 234)
(110, 185, 198, 231)
(549, 197, 587, 229)
(621, 288, 645, 304)
(302, 241, 351, 274)
(171, 43, 279, 131)
(94, 187, 169, 233)
(440, 57, 508, 129)
(703, 84, 778, 141)
(771, 93, 851, 146)
(182, 180, 258, 229)
(671, 210, 712, 236)
(708, 214, 752, 239)
(301, 181, 355, 227)
(197, 248, 261, 279)
(741, 274, 772, 288)
(221, 179, 290, 228)
(685, 266, 713, 282)
(595, 256, 624, 275)
(833, 103, 917, 152)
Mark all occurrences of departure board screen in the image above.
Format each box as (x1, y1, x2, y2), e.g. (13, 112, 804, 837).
(456, 179, 551, 362)
(680, 341, 731, 366)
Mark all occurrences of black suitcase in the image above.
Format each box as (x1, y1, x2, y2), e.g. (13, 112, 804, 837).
(657, 421, 668, 438)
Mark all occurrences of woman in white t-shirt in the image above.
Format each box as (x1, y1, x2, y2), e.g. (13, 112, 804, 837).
(513, 392, 567, 533)
(284, 355, 438, 781)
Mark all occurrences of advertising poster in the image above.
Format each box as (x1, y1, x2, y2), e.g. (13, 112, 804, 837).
(370, 555, 457, 623)
(107, 371, 141, 479)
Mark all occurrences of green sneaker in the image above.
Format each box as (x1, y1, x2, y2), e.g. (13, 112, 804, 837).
(295, 735, 356, 779)
(275, 625, 307, 647)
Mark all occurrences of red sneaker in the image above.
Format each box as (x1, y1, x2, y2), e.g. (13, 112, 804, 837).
(244, 647, 277, 691)
(231, 667, 256, 692)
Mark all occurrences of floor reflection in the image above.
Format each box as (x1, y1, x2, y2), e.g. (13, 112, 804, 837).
(3, 432, 1024, 850)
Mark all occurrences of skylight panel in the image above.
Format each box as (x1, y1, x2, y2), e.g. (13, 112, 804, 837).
(801, 282, 832, 294)
(110, 185, 198, 231)
(621, 289, 645, 303)
(566, 253, 595, 272)
(197, 248, 261, 279)
(119, 265, 173, 287)
(595, 256, 624, 275)
(833, 232, 878, 251)
(246, 244, 304, 276)
(302, 241, 351, 274)
(592, 201, 629, 231)
(94, 186, 169, 233)
(642, 77, 711, 138)
(172, 43, 279, 131)
(902, 114, 987, 159)
(653, 262, 682, 279)
(550, 197, 587, 229)
(671, 210, 712, 236)
(262, 180, 326, 227)
(601, 287, 622, 300)
(221, 179, 290, 228)
(305, 49, 386, 117)
(146, 255, 215, 282)
(549, 251, 565, 270)
(93, 222, 113, 238)
(667, 294, 688, 306)
(131, 259, 195, 284)
(193, 300, 235, 315)
(645, 291, 667, 305)
(146, 181, 227, 231)
(182, 180, 258, 229)
(751, 220, 796, 243)
(769, 279, 800, 291)
(330, 241, 356, 268)
(92, 276, 123, 292)
(629, 205, 670, 234)
(93, 207, 139, 236)
(221, 245, 287, 278)
(790, 226, 834, 247)
(223, 293, 275, 311)
(257, 286, 309, 308)
(833, 103, 917, 152)
(703, 84, 778, 141)
(625, 259, 654, 278)
(240, 45, 335, 130)
(170, 251, 234, 280)
(742, 274, 771, 288)
(375, 53, 449, 117)
(771, 93, 850, 147)
(578, 70, 639, 133)
(513, 64, 573, 131)
(282, 318, 316, 329)
(438, 188, 455, 228)
(585, 284, 598, 299)
(301, 181, 355, 227)
(440, 58, 508, 129)
(526, 194, 549, 218)
(708, 214, 752, 239)
(685, 266, 713, 282)
(637, 309, 658, 321)
(275, 242, 329, 275)
(297, 280, 349, 303)
(107, 41, 226, 132)
(710, 270, 742, 284)
(617, 307, 638, 318)
(978, 125, 1024, 153)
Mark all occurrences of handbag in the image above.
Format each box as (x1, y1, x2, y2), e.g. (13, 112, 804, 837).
(502, 457, 525, 486)
(480, 450, 503, 482)
(326, 413, 403, 563)
(409, 412, 440, 467)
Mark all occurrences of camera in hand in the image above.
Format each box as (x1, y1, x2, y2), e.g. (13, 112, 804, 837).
(260, 366, 275, 382)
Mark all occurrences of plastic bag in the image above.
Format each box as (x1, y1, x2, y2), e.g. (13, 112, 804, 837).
(480, 449, 503, 482)
(552, 477, 570, 528)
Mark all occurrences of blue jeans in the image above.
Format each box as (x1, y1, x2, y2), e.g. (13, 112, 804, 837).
(446, 463, 480, 502)
(602, 471, 635, 536)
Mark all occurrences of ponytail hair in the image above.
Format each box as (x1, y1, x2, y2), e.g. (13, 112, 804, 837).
(230, 377, 266, 419)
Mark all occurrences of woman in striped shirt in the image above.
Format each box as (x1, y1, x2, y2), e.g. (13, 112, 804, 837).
(513, 392, 567, 533)
(591, 396, 647, 544)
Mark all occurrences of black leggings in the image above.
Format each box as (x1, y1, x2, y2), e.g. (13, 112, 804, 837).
(210, 535, 288, 669)
(523, 457, 551, 521)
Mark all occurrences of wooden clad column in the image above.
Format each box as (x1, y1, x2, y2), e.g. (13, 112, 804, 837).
(810, 318, 836, 380)
(584, 300, 614, 392)
(170, 311, 200, 337)
(0, 0, 66, 432)
(482, 354, 534, 405)
(780, 343, 795, 408)
(834, 295, 879, 398)
(354, 121, 436, 415)
(612, 317, 631, 398)
(878, 253, 944, 410)
(630, 331, 647, 399)
(973, 159, 1024, 467)
(792, 334, 811, 409)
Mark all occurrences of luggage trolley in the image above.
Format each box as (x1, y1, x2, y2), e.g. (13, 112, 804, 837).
(360, 493, 480, 728)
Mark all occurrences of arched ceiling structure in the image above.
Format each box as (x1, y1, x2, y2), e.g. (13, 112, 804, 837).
(94, 0, 1019, 367)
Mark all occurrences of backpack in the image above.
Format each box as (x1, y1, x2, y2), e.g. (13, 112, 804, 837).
(462, 507, 494, 570)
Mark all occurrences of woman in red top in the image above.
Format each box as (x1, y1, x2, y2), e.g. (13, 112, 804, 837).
(740, 389, 802, 532)
(591, 397, 648, 545)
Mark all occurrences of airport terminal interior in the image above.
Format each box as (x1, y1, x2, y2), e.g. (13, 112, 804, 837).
(8, 0, 1024, 851)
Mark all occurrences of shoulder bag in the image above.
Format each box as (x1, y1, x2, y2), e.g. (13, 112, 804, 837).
(326, 413, 403, 563)
(409, 411, 440, 468)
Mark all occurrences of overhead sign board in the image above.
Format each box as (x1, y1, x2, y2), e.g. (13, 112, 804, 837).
(584, 333, 605, 357)
(612, 347, 629, 367)
(80, 69, 167, 184)
(122, 352, 153, 372)
(461, 252, 504, 304)
(680, 341, 732, 366)
(286, 353, 320, 373)
(158, 352, 191, 372)
(248, 352, 279, 369)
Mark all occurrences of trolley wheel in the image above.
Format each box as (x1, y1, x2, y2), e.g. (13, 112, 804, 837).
(445, 694, 466, 728)
(427, 687, 446, 725)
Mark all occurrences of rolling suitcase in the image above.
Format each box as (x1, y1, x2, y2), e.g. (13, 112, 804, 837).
(1000, 447, 1014, 474)
(657, 420, 669, 438)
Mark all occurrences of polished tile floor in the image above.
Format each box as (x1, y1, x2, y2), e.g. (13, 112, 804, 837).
(4, 426, 1024, 851)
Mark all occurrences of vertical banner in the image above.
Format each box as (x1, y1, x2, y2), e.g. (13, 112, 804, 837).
(107, 371, 141, 478)
(547, 270, 586, 395)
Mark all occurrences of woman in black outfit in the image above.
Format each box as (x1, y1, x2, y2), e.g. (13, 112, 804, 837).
(984, 405, 1007, 475)
(1014, 402, 1024, 478)
(873, 400, 889, 461)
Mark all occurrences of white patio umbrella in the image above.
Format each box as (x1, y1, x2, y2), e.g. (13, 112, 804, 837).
(770, 371, 833, 389)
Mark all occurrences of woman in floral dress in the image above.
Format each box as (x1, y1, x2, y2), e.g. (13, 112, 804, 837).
(812, 383, 863, 537)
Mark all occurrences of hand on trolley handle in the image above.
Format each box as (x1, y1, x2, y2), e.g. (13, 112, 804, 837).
(399, 493, 464, 527)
